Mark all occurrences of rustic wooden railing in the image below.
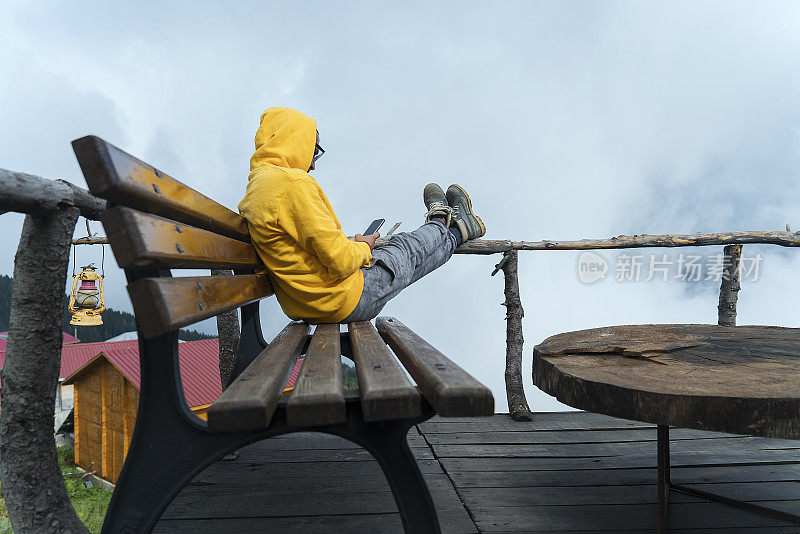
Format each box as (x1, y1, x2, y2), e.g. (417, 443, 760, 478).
(447, 232, 799, 421)
(2, 166, 799, 528)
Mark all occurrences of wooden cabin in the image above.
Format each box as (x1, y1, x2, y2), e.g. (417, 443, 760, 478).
(63, 339, 222, 483)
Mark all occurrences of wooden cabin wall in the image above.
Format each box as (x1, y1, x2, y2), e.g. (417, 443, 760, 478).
(74, 359, 139, 483)
(73, 358, 207, 483)
(74, 361, 103, 474)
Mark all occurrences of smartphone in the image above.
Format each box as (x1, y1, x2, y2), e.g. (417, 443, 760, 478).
(363, 218, 385, 235)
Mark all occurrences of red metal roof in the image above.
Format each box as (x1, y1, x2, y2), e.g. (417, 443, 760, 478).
(1, 338, 223, 408)
(0, 337, 117, 386)
(63, 339, 222, 408)
(177, 339, 223, 407)
(60, 339, 139, 378)
(62, 332, 81, 344)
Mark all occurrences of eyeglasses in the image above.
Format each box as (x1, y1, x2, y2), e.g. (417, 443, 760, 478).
(313, 142, 325, 164)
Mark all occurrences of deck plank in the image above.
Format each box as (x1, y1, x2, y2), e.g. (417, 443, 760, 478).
(425, 428, 742, 445)
(155, 509, 478, 534)
(449, 464, 800, 487)
(470, 502, 797, 531)
(439, 448, 800, 472)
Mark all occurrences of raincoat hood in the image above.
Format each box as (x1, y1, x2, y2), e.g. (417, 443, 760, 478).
(249, 107, 317, 173)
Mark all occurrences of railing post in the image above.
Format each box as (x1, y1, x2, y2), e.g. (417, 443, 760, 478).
(718, 244, 743, 327)
(0, 207, 88, 532)
(0, 169, 105, 532)
(212, 268, 241, 389)
(493, 250, 533, 421)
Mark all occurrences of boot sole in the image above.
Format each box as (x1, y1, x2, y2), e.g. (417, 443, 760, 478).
(450, 184, 486, 238)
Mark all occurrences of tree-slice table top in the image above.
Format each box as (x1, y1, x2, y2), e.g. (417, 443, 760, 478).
(533, 324, 800, 439)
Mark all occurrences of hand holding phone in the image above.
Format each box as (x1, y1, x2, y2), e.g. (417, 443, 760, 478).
(355, 219, 384, 251)
(363, 218, 385, 236)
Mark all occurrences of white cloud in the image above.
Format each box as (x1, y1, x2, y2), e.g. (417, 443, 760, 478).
(2, 1, 800, 411)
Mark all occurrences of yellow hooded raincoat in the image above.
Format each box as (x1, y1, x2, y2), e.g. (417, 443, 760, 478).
(238, 108, 372, 323)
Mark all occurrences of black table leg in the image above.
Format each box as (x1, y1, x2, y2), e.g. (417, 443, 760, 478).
(657, 425, 800, 532)
(657, 425, 669, 534)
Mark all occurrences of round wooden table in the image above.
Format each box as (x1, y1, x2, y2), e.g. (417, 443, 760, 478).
(533, 324, 800, 532)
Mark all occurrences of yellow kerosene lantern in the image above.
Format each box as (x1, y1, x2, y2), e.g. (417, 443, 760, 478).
(68, 264, 105, 326)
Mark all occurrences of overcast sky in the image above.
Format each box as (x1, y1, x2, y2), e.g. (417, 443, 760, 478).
(2, 1, 800, 412)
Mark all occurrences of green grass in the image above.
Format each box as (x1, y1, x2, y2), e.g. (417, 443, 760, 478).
(0, 446, 112, 533)
(342, 362, 359, 390)
(0, 481, 8, 534)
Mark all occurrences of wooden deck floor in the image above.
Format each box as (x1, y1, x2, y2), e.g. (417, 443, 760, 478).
(154, 412, 800, 533)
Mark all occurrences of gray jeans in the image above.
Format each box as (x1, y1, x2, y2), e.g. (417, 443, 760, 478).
(342, 220, 458, 322)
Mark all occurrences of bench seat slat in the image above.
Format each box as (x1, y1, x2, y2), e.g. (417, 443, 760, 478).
(72, 135, 250, 241)
(102, 206, 262, 269)
(128, 274, 273, 339)
(375, 316, 494, 417)
(285, 324, 346, 427)
(207, 322, 310, 433)
(348, 321, 421, 422)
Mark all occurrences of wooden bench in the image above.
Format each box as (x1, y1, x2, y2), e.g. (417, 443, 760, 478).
(72, 135, 493, 533)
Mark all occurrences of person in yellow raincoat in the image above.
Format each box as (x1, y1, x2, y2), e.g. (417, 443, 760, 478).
(238, 107, 486, 323)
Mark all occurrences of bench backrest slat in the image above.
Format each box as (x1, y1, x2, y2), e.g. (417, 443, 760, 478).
(128, 274, 273, 339)
(285, 324, 346, 427)
(348, 321, 421, 422)
(376, 317, 494, 417)
(102, 206, 261, 270)
(72, 135, 250, 242)
(207, 322, 311, 433)
(72, 135, 277, 339)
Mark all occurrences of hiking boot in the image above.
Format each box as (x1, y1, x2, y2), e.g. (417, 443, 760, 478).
(423, 183, 454, 226)
(446, 184, 486, 242)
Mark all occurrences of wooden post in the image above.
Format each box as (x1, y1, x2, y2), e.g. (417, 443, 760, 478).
(493, 250, 534, 421)
(212, 269, 240, 390)
(0, 206, 88, 533)
(0, 169, 104, 532)
(718, 244, 743, 327)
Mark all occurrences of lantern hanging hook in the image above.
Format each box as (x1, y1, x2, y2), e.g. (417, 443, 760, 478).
(71, 217, 107, 277)
(87, 218, 106, 276)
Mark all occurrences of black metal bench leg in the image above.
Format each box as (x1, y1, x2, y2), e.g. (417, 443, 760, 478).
(101, 332, 279, 533)
(327, 409, 441, 534)
(103, 418, 253, 533)
(370, 425, 440, 534)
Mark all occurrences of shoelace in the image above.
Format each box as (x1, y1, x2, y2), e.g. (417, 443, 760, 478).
(425, 202, 454, 228)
